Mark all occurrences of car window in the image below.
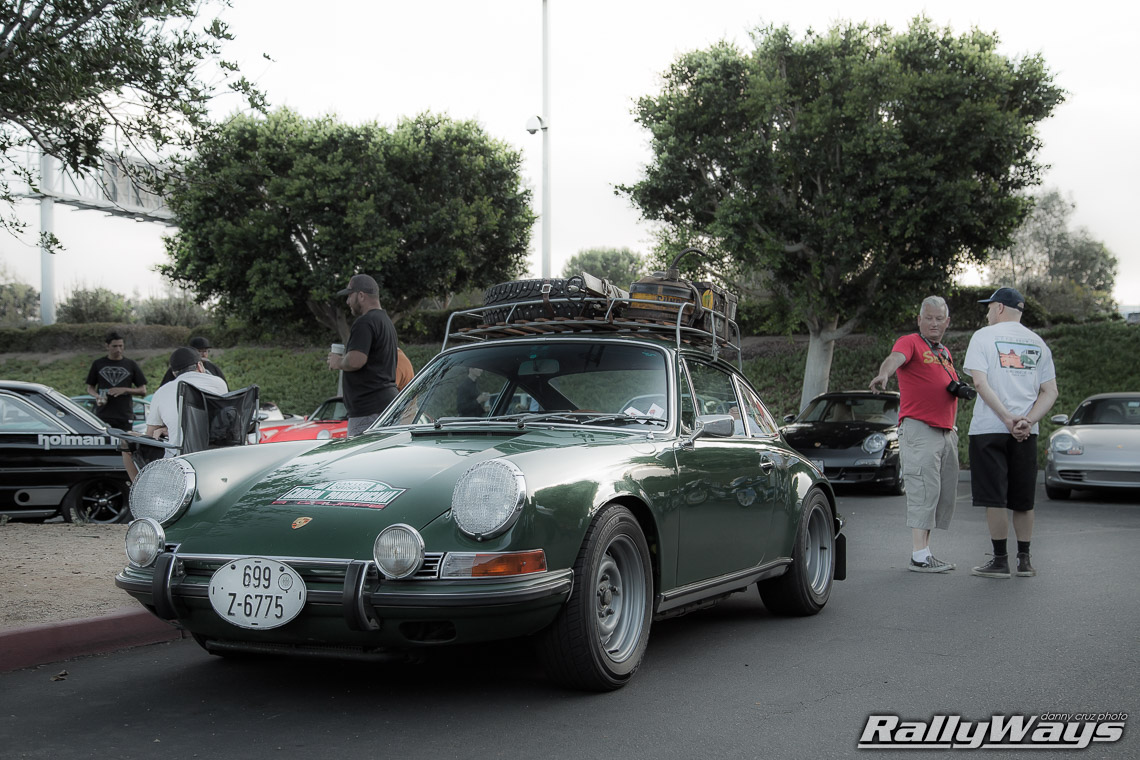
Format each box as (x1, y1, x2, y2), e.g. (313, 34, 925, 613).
(0, 393, 70, 434)
(684, 360, 748, 437)
(1071, 398, 1140, 425)
(381, 342, 668, 427)
(312, 400, 348, 422)
(798, 396, 898, 424)
(737, 383, 779, 437)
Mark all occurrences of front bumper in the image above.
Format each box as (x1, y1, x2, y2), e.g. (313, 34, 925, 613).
(1045, 460, 1140, 491)
(116, 551, 573, 649)
(814, 453, 900, 487)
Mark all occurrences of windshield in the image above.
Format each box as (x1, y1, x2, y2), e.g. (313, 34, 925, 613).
(798, 395, 899, 425)
(379, 342, 670, 429)
(311, 398, 348, 422)
(1070, 397, 1140, 426)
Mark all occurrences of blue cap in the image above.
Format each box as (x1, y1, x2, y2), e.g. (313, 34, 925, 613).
(979, 287, 1025, 311)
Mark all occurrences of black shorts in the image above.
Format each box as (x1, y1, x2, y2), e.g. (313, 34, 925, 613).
(969, 433, 1038, 511)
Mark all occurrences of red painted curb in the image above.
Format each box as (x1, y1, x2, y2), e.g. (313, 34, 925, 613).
(0, 607, 184, 673)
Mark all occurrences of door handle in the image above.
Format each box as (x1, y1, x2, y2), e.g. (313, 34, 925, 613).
(758, 456, 774, 472)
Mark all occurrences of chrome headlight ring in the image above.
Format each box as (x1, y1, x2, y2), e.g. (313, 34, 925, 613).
(862, 432, 888, 455)
(129, 458, 196, 525)
(451, 459, 526, 540)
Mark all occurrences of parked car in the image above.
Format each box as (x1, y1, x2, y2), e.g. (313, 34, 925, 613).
(70, 393, 150, 433)
(1045, 392, 1140, 499)
(116, 294, 845, 690)
(781, 390, 903, 494)
(255, 402, 304, 439)
(259, 397, 348, 442)
(2, 381, 132, 523)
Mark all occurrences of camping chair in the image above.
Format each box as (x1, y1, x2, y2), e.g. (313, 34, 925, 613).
(113, 384, 261, 468)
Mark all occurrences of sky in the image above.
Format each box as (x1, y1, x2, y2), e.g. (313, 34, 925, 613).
(3, 0, 1138, 312)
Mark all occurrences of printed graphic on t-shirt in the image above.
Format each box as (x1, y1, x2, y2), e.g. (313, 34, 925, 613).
(994, 342, 1042, 370)
(99, 365, 133, 386)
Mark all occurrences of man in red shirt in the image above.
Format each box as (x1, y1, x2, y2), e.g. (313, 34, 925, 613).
(870, 296, 962, 572)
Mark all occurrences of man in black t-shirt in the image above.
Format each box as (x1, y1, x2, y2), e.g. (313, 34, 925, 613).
(84, 330, 148, 431)
(327, 274, 399, 437)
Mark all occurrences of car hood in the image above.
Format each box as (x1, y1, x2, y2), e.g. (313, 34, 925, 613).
(1054, 425, 1140, 452)
(781, 421, 892, 449)
(170, 425, 648, 559)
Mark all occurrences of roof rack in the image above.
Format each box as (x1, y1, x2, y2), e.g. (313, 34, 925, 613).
(443, 296, 742, 366)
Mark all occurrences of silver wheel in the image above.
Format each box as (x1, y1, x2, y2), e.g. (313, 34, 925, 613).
(594, 534, 648, 664)
(802, 499, 834, 596)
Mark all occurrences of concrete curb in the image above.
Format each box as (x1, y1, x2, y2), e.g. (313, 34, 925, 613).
(0, 607, 185, 673)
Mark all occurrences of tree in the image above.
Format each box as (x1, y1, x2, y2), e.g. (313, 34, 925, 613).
(161, 109, 535, 339)
(985, 189, 1117, 319)
(0, 0, 264, 243)
(622, 20, 1063, 407)
(0, 265, 38, 325)
(561, 248, 646, 287)
(57, 286, 132, 323)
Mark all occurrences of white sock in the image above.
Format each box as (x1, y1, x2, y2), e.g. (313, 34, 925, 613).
(913, 547, 932, 563)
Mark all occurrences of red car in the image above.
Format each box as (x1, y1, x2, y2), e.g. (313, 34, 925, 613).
(259, 397, 348, 442)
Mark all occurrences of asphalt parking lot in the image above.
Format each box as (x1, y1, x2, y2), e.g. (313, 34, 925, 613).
(0, 480, 1136, 760)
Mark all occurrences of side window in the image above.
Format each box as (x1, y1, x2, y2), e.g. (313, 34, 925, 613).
(0, 393, 69, 434)
(738, 383, 779, 437)
(685, 360, 747, 437)
(678, 361, 696, 432)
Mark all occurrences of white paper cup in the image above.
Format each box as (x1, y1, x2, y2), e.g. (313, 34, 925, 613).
(331, 343, 345, 355)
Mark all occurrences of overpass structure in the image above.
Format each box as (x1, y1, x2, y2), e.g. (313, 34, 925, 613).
(10, 148, 175, 324)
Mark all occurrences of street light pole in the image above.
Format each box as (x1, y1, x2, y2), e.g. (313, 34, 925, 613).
(541, 0, 551, 278)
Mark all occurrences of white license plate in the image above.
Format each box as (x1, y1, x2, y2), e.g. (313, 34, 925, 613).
(208, 557, 307, 630)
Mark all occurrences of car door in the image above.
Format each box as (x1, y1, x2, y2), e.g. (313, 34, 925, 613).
(672, 359, 777, 585)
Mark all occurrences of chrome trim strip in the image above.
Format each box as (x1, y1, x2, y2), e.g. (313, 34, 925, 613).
(656, 559, 791, 613)
(367, 569, 574, 607)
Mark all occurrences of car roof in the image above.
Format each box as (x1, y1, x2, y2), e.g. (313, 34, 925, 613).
(812, 390, 900, 400)
(1079, 392, 1140, 402)
(0, 380, 54, 394)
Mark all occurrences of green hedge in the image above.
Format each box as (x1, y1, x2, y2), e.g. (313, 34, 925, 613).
(3, 323, 1134, 466)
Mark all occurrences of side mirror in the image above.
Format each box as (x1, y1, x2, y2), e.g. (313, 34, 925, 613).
(1050, 414, 1069, 425)
(694, 414, 734, 440)
(782, 414, 796, 423)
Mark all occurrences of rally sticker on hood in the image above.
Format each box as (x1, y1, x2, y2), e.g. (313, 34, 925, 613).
(273, 480, 405, 509)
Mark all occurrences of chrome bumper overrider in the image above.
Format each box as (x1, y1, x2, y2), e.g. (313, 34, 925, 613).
(115, 551, 574, 631)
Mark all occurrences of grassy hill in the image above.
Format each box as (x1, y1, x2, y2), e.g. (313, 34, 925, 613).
(3, 322, 1134, 466)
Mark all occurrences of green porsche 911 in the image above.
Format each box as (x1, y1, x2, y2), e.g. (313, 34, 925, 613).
(117, 295, 844, 690)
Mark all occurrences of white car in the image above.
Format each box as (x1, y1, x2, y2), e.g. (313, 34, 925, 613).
(1045, 392, 1140, 499)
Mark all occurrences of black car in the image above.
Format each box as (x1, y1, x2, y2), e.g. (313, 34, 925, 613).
(1, 380, 131, 523)
(781, 390, 903, 494)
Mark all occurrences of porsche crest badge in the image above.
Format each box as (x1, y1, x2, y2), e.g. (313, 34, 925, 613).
(291, 516, 313, 530)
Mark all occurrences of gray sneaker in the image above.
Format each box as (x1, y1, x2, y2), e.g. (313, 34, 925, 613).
(909, 555, 955, 573)
(971, 554, 1011, 578)
(1016, 552, 1036, 577)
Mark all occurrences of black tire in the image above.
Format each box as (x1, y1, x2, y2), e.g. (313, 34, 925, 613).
(1045, 484, 1071, 500)
(539, 505, 653, 691)
(758, 488, 835, 616)
(61, 477, 131, 524)
(482, 278, 588, 324)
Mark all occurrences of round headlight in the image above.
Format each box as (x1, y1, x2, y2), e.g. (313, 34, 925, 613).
(125, 518, 166, 567)
(1052, 433, 1082, 455)
(862, 432, 887, 454)
(316, 429, 331, 440)
(130, 458, 195, 524)
(451, 459, 526, 539)
(373, 524, 424, 579)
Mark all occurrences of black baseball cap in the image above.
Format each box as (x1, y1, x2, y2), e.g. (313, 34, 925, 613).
(336, 274, 379, 297)
(978, 287, 1025, 311)
(169, 346, 201, 373)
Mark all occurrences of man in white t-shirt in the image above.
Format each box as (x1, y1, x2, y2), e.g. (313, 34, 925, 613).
(963, 288, 1058, 579)
(146, 346, 229, 457)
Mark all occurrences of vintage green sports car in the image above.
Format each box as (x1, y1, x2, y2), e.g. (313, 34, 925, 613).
(117, 302, 845, 690)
